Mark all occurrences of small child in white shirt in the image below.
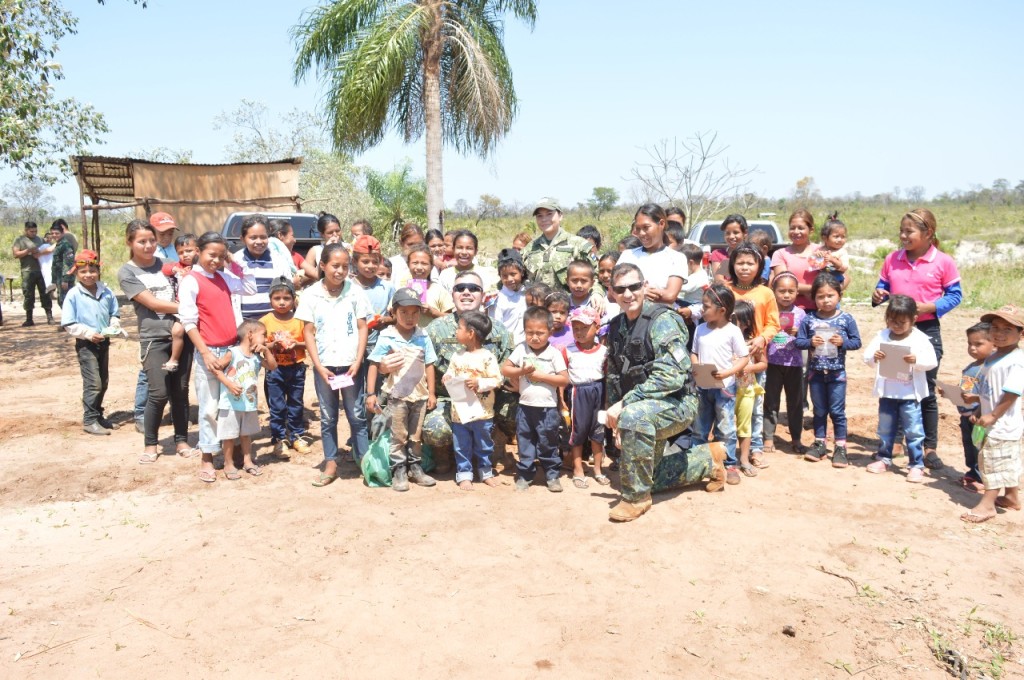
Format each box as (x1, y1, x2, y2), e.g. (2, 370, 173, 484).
(862, 295, 937, 482)
(489, 248, 528, 344)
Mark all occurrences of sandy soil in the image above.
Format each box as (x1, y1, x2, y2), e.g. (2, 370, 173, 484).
(1, 303, 1021, 679)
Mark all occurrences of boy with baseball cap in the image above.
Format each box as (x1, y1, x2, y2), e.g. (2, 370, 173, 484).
(961, 304, 1024, 523)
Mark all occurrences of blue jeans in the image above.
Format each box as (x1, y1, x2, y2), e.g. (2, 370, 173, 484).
(313, 366, 368, 463)
(694, 387, 737, 466)
(452, 420, 495, 483)
(134, 369, 148, 423)
(876, 398, 924, 467)
(516, 405, 562, 482)
(752, 371, 766, 452)
(266, 363, 306, 441)
(76, 339, 109, 425)
(808, 369, 847, 441)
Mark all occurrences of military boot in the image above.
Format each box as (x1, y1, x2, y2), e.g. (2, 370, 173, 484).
(609, 496, 652, 522)
(705, 441, 728, 493)
(45, 309, 55, 325)
(392, 465, 409, 492)
(21, 312, 34, 327)
(407, 463, 436, 487)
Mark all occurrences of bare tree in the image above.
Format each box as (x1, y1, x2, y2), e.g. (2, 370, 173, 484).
(905, 185, 926, 203)
(213, 99, 324, 162)
(628, 132, 759, 226)
(2, 178, 56, 222)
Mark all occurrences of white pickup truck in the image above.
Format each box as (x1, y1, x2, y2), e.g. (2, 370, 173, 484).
(687, 219, 786, 271)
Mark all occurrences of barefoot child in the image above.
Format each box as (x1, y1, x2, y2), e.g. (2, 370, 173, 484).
(215, 319, 277, 479)
(490, 248, 528, 345)
(160, 233, 198, 372)
(960, 305, 1024, 523)
(260, 277, 310, 455)
(502, 306, 570, 492)
(795, 272, 862, 467)
(861, 295, 937, 481)
(366, 288, 439, 492)
(61, 249, 121, 435)
(444, 311, 503, 490)
(564, 306, 609, 488)
(691, 284, 749, 485)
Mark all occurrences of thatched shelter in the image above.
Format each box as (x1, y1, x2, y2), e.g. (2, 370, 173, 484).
(71, 156, 303, 256)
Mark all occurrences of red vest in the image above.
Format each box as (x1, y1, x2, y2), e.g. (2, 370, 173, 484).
(189, 270, 237, 347)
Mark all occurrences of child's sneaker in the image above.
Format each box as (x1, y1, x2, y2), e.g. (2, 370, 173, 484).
(161, 360, 179, 372)
(866, 460, 889, 474)
(831, 445, 849, 468)
(290, 438, 312, 454)
(515, 478, 530, 492)
(804, 440, 827, 462)
(906, 467, 925, 483)
(546, 478, 563, 493)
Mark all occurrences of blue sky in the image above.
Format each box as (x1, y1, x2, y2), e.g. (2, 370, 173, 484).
(7, 0, 1023, 212)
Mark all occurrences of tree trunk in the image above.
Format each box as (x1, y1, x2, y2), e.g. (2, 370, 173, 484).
(423, 1, 444, 233)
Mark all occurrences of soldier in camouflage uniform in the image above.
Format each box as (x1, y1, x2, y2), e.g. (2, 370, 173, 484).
(415, 271, 516, 468)
(51, 226, 77, 307)
(521, 198, 596, 293)
(604, 262, 725, 522)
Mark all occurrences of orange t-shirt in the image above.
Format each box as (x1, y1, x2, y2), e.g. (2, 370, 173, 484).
(260, 313, 306, 366)
(728, 284, 781, 344)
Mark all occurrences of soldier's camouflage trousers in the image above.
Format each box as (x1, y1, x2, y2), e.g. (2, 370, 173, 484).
(618, 394, 698, 502)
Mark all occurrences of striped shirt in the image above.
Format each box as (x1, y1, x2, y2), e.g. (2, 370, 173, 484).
(232, 247, 293, 320)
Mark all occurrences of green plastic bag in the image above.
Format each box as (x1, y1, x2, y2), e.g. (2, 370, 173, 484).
(361, 429, 392, 488)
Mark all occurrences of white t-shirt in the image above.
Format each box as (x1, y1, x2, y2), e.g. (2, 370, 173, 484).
(617, 246, 686, 290)
(294, 280, 372, 367)
(679, 268, 709, 306)
(862, 327, 938, 401)
(691, 322, 748, 389)
(509, 343, 567, 407)
(490, 286, 527, 346)
(980, 348, 1024, 441)
(564, 343, 607, 385)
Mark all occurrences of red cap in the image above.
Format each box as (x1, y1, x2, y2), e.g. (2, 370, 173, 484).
(149, 212, 177, 232)
(352, 235, 381, 254)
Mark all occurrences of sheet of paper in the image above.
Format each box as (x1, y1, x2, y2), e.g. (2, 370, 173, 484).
(692, 363, 725, 389)
(328, 373, 354, 390)
(937, 380, 968, 408)
(442, 374, 486, 423)
(878, 343, 912, 381)
(388, 346, 425, 399)
(813, 327, 838, 358)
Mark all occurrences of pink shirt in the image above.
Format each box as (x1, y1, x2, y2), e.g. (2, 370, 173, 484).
(878, 246, 961, 322)
(771, 247, 817, 310)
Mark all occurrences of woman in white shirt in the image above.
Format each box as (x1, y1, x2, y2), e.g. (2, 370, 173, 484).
(616, 203, 686, 304)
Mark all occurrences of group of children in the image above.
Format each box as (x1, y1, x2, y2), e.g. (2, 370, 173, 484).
(61, 210, 1022, 522)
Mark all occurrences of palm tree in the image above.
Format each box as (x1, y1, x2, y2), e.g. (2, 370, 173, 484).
(293, 0, 536, 234)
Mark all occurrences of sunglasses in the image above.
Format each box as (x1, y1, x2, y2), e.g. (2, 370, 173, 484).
(611, 281, 644, 295)
(453, 283, 483, 294)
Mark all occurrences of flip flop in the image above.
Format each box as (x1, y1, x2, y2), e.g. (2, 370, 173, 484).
(959, 476, 985, 494)
(572, 476, 589, 489)
(197, 469, 216, 483)
(244, 465, 262, 477)
(750, 454, 770, 469)
(312, 473, 337, 488)
(224, 469, 241, 481)
(594, 474, 611, 486)
(995, 497, 1021, 511)
(176, 447, 201, 459)
(960, 511, 994, 524)
(740, 464, 759, 478)
(138, 451, 159, 464)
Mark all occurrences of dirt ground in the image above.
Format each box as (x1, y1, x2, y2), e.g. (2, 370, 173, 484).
(1, 302, 1021, 679)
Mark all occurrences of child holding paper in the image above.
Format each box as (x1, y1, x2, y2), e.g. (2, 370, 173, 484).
(444, 311, 503, 490)
(862, 295, 937, 482)
(795, 273, 862, 467)
(691, 284, 749, 485)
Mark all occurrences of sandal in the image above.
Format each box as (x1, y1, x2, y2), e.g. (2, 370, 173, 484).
(312, 473, 337, 487)
(224, 468, 241, 481)
(960, 511, 994, 524)
(594, 474, 611, 486)
(572, 476, 589, 489)
(176, 447, 201, 459)
(995, 496, 1021, 511)
(763, 441, 775, 454)
(959, 476, 985, 494)
(138, 451, 159, 464)
(750, 453, 769, 469)
(197, 469, 216, 483)
(243, 464, 262, 477)
(740, 464, 759, 478)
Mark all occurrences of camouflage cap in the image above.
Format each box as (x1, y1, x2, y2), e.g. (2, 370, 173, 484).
(532, 197, 561, 215)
